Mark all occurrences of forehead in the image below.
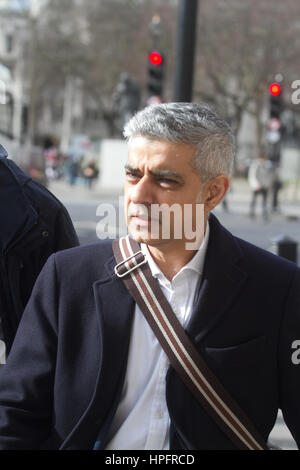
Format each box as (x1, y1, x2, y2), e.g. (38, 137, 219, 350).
(127, 136, 196, 170)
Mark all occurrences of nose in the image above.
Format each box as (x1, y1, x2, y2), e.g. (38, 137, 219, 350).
(128, 176, 155, 205)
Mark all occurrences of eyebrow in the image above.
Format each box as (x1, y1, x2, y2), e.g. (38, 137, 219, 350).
(124, 164, 184, 182)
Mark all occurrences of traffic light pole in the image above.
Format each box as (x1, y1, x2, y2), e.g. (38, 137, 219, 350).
(268, 83, 283, 165)
(173, 0, 199, 102)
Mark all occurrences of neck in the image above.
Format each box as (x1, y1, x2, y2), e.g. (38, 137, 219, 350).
(147, 244, 195, 281)
(146, 219, 207, 281)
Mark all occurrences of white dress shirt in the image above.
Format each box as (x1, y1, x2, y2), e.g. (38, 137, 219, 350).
(105, 224, 210, 450)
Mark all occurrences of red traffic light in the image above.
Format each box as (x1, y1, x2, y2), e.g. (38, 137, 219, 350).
(149, 51, 163, 66)
(269, 83, 281, 96)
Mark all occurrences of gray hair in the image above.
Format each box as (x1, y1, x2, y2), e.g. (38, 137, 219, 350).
(123, 102, 235, 181)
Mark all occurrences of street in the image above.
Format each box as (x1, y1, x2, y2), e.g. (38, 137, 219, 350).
(51, 179, 300, 260)
(49, 179, 300, 450)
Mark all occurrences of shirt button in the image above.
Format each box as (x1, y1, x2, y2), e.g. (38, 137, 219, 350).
(155, 411, 164, 419)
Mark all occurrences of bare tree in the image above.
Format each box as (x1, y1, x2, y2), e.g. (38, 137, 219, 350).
(81, 0, 177, 135)
(22, 0, 177, 142)
(195, 0, 300, 164)
(22, 0, 89, 145)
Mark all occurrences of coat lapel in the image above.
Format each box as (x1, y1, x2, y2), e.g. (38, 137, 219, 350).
(94, 254, 135, 346)
(62, 253, 135, 449)
(186, 214, 248, 344)
(92, 253, 135, 412)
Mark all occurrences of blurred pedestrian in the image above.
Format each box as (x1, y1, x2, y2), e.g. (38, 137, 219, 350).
(222, 193, 229, 212)
(0, 144, 79, 361)
(271, 166, 283, 213)
(221, 185, 232, 213)
(248, 154, 273, 221)
(67, 156, 80, 186)
(44, 146, 59, 181)
(83, 159, 99, 189)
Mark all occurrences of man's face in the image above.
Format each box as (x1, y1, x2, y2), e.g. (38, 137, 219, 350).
(124, 136, 206, 250)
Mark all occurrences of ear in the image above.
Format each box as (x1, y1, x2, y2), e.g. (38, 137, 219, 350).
(202, 175, 230, 213)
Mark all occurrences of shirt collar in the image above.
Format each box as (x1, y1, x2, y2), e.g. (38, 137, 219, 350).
(141, 221, 210, 281)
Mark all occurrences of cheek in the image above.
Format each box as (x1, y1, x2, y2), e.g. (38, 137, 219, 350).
(124, 181, 133, 201)
(124, 188, 130, 217)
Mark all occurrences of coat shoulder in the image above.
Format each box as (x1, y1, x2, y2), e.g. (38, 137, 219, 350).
(237, 235, 298, 267)
(235, 235, 300, 286)
(55, 239, 113, 259)
(210, 214, 300, 285)
(53, 240, 115, 283)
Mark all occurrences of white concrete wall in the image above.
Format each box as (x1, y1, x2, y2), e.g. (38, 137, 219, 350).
(280, 147, 300, 181)
(96, 139, 128, 194)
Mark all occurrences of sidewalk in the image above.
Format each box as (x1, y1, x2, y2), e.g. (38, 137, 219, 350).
(48, 177, 300, 219)
(48, 179, 118, 203)
(228, 179, 300, 219)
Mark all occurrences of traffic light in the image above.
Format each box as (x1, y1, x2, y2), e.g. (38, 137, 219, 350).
(269, 82, 282, 119)
(147, 50, 165, 98)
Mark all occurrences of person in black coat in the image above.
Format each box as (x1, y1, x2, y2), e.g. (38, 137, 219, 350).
(0, 144, 79, 358)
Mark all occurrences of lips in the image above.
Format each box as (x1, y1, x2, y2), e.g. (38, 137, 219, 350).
(131, 213, 150, 220)
(128, 204, 160, 226)
(131, 215, 152, 225)
(130, 215, 162, 231)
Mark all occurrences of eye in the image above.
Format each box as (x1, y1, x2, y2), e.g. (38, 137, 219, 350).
(158, 178, 179, 187)
(125, 171, 140, 182)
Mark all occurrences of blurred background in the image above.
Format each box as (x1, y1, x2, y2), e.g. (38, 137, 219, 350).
(0, 0, 300, 449)
(1, 0, 300, 181)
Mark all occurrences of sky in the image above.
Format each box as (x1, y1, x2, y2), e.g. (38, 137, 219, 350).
(0, 0, 30, 10)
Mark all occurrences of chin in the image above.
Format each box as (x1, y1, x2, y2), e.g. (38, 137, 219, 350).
(128, 231, 152, 245)
(128, 226, 162, 246)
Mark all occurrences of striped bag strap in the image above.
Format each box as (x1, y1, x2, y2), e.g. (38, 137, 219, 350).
(112, 236, 268, 451)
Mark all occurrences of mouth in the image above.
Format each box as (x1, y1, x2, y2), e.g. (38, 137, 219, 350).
(130, 215, 161, 226)
(131, 215, 152, 225)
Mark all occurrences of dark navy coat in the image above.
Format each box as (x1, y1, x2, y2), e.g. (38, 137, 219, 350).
(0, 214, 299, 450)
(0, 144, 79, 352)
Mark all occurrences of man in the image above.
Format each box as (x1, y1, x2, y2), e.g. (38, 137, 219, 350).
(248, 154, 274, 221)
(0, 103, 299, 450)
(0, 144, 79, 360)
